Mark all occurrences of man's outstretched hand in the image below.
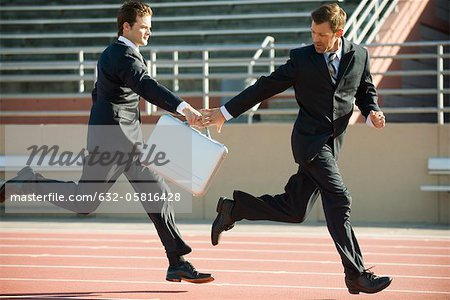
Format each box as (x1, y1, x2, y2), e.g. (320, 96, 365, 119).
(200, 108, 226, 133)
(369, 110, 386, 129)
(183, 105, 203, 128)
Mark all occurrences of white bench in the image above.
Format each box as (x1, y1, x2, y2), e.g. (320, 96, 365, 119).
(420, 158, 450, 192)
(0, 155, 82, 172)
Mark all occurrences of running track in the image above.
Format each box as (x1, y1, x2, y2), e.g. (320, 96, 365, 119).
(0, 220, 449, 300)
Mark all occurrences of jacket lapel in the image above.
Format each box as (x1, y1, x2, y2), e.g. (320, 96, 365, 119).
(116, 40, 146, 65)
(336, 38, 355, 85)
(310, 51, 333, 85)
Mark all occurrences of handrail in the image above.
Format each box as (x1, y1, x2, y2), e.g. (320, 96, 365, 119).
(364, 0, 398, 44)
(345, 0, 398, 44)
(246, 36, 276, 123)
(437, 44, 445, 124)
(3, 40, 447, 56)
(5, 70, 450, 83)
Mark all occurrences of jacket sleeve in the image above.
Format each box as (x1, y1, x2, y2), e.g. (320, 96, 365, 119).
(354, 49, 380, 118)
(225, 49, 298, 118)
(91, 81, 97, 104)
(116, 51, 182, 114)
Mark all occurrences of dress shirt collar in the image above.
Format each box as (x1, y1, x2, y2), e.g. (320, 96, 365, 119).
(118, 36, 140, 53)
(324, 38, 343, 61)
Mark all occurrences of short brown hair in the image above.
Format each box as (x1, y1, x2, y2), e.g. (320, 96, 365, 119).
(117, 1, 152, 36)
(311, 3, 346, 33)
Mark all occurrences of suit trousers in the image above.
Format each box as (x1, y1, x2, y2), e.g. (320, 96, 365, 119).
(230, 143, 365, 277)
(23, 152, 192, 258)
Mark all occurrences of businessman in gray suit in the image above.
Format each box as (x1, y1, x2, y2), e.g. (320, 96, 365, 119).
(0, 1, 212, 284)
(203, 3, 392, 294)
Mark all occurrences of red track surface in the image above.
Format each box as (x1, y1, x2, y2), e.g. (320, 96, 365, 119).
(0, 221, 449, 300)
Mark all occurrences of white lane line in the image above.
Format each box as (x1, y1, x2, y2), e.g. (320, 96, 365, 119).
(1, 264, 449, 280)
(0, 237, 159, 243)
(1, 237, 449, 250)
(0, 278, 449, 295)
(1, 244, 449, 258)
(0, 253, 448, 268)
(1, 229, 449, 241)
(0, 297, 156, 300)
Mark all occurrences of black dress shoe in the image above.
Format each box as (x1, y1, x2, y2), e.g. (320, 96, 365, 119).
(211, 197, 235, 246)
(345, 269, 393, 294)
(0, 166, 36, 203)
(166, 261, 214, 284)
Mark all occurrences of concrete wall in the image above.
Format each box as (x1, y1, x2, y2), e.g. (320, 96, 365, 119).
(1, 123, 449, 224)
(195, 123, 450, 225)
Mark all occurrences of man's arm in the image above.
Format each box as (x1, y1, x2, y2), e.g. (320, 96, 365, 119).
(225, 49, 298, 118)
(117, 51, 202, 126)
(91, 81, 98, 104)
(117, 51, 183, 113)
(201, 50, 299, 131)
(355, 49, 385, 129)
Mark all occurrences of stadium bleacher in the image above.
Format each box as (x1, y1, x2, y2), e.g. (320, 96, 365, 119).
(0, 0, 350, 48)
(0, 0, 359, 123)
(0, 0, 448, 124)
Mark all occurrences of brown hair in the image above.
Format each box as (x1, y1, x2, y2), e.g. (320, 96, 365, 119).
(117, 1, 152, 36)
(311, 3, 346, 33)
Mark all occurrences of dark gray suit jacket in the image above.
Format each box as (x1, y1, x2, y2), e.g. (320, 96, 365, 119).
(88, 40, 183, 153)
(225, 38, 379, 164)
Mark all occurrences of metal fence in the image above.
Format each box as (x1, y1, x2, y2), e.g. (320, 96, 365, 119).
(1, 40, 449, 123)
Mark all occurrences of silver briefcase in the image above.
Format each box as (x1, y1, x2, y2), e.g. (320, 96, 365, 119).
(142, 114, 228, 196)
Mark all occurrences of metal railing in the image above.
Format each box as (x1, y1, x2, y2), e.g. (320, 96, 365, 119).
(345, 0, 399, 44)
(1, 41, 449, 123)
(246, 36, 276, 124)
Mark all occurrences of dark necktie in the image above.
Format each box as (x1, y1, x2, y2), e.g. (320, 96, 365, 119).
(328, 52, 337, 84)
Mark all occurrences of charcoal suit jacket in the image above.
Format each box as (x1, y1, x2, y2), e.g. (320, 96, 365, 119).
(224, 38, 380, 164)
(88, 40, 183, 153)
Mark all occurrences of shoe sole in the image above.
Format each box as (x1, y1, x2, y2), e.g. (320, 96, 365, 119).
(211, 197, 226, 246)
(348, 278, 393, 294)
(166, 276, 215, 284)
(0, 183, 5, 204)
(0, 167, 35, 203)
(216, 197, 225, 213)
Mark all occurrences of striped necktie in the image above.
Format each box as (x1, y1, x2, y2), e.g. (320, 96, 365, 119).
(328, 52, 337, 84)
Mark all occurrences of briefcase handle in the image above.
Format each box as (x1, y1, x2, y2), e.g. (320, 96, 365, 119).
(203, 127, 211, 138)
(184, 121, 212, 139)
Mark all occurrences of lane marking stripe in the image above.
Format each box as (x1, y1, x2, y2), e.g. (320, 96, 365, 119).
(1, 264, 449, 280)
(1, 230, 449, 241)
(0, 278, 448, 295)
(0, 254, 448, 268)
(1, 244, 448, 258)
(1, 237, 449, 250)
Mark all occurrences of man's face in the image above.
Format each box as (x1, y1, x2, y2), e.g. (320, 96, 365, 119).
(123, 15, 152, 47)
(311, 21, 342, 53)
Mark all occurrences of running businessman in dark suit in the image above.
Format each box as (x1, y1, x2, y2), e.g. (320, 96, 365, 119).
(0, 1, 212, 284)
(202, 3, 392, 294)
